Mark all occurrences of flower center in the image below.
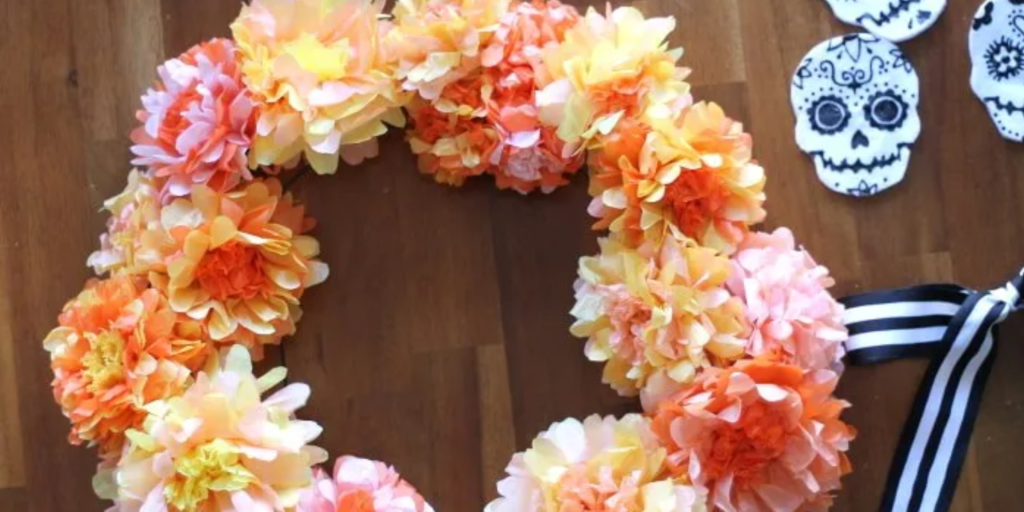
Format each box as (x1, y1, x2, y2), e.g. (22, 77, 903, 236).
(164, 439, 256, 511)
(607, 292, 652, 364)
(195, 243, 268, 301)
(705, 402, 790, 489)
(283, 33, 349, 81)
(337, 489, 377, 512)
(663, 169, 728, 239)
(82, 330, 126, 394)
(555, 464, 642, 511)
(160, 89, 203, 147)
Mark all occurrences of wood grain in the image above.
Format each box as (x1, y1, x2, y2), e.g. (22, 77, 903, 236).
(2, 0, 1023, 511)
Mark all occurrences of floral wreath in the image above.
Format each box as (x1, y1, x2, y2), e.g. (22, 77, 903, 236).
(45, 0, 858, 511)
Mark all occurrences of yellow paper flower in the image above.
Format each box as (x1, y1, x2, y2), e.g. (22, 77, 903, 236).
(588, 101, 766, 254)
(232, 0, 408, 175)
(486, 414, 708, 512)
(144, 179, 329, 359)
(538, 6, 690, 155)
(88, 170, 165, 276)
(94, 346, 327, 511)
(389, 0, 511, 101)
(570, 235, 748, 403)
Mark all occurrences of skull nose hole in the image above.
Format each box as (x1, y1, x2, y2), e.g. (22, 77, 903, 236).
(852, 130, 869, 149)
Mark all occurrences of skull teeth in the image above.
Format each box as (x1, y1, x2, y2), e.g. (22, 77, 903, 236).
(810, 145, 911, 173)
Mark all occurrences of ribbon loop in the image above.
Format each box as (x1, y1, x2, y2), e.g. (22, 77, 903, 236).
(842, 267, 1024, 512)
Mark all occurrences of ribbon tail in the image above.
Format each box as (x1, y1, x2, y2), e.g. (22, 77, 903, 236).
(843, 268, 1023, 512)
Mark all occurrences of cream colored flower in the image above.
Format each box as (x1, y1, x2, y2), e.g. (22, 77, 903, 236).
(232, 0, 408, 174)
(95, 346, 327, 511)
(570, 235, 747, 401)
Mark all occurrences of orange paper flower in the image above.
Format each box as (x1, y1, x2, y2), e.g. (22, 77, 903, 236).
(43, 275, 210, 456)
(389, 0, 511, 100)
(131, 38, 256, 200)
(588, 102, 767, 254)
(651, 359, 856, 512)
(480, 0, 584, 193)
(407, 72, 498, 186)
(144, 179, 329, 359)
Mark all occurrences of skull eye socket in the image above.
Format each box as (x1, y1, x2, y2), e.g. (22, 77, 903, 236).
(808, 95, 850, 135)
(865, 91, 909, 131)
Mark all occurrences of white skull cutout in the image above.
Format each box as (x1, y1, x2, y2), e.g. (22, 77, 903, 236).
(821, 0, 947, 42)
(970, 0, 1024, 142)
(791, 34, 921, 198)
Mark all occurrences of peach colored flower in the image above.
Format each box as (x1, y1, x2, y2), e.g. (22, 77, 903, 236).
(232, 0, 408, 175)
(88, 170, 166, 276)
(407, 72, 498, 186)
(131, 39, 256, 200)
(651, 359, 856, 512)
(43, 275, 210, 457)
(486, 414, 708, 512)
(94, 346, 327, 512)
(144, 179, 329, 359)
(480, 0, 583, 194)
(570, 235, 748, 403)
(298, 456, 434, 512)
(389, 0, 511, 101)
(538, 6, 690, 155)
(588, 102, 766, 254)
(727, 229, 847, 372)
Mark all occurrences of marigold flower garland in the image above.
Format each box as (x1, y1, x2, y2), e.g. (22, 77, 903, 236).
(45, 1, 856, 511)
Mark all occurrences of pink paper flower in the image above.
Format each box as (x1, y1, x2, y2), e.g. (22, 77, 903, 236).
(131, 39, 255, 200)
(726, 228, 847, 372)
(298, 456, 434, 512)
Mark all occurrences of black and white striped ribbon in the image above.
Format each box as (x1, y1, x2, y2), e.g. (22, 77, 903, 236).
(840, 269, 1024, 512)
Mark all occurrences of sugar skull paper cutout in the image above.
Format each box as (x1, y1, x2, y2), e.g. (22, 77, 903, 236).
(821, 0, 947, 42)
(970, 0, 1024, 142)
(791, 34, 921, 198)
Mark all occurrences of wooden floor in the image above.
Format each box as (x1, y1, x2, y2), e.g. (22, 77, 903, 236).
(2, 0, 1024, 510)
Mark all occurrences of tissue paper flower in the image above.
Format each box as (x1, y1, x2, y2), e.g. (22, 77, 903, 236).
(486, 414, 708, 512)
(131, 38, 256, 200)
(43, 275, 209, 456)
(570, 235, 748, 402)
(232, 0, 407, 175)
(588, 102, 767, 254)
(389, 0, 511, 101)
(145, 179, 329, 358)
(651, 359, 856, 512)
(94, 345, 326, 512)
(87, 170, 165, 276)
(727, 229, 847, 371)
(407, 73, 498, 186)
(538, 6, 690, 155)
(298, 456, 435, 512)
(480, 0, 583, 194)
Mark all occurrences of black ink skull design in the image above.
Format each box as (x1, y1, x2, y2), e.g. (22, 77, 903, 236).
(791, 34, 921, 198)
(821, 0, 947, 42)
(971, 0, 1024, 142)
